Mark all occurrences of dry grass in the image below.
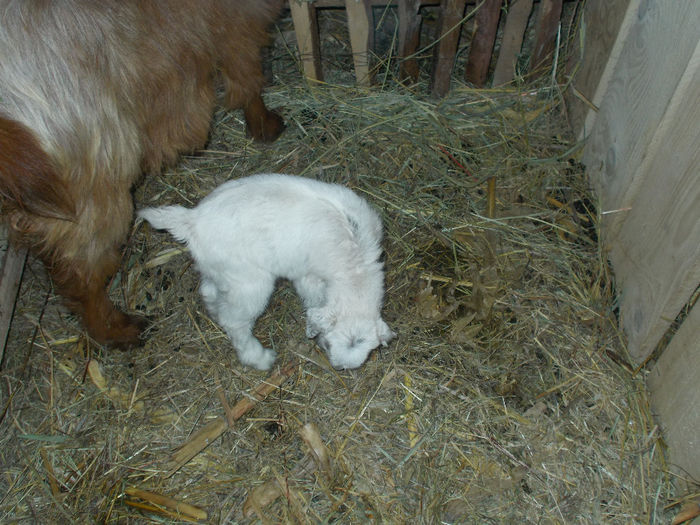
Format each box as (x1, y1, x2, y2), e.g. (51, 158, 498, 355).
(0, 5, 682, 524)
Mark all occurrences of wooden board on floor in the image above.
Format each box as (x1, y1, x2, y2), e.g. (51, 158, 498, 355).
(647, 299, 700, 481)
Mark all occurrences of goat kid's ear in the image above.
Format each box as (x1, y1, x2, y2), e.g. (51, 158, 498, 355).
(377, 319, 395, 346)
(306, 307, 336, 338)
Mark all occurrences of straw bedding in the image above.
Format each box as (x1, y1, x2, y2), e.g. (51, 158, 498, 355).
(0, 5, 680, 524)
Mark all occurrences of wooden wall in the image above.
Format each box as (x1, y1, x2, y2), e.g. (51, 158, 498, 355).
(569, 0, 700, 482)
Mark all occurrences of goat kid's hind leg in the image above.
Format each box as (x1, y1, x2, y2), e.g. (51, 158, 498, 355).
(210, 276, 277, 370)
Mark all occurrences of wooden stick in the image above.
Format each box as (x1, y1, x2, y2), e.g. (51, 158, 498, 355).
(123, 500, 202, 523)
(167, 361, 297, 476)
(124, 487, 207, 521)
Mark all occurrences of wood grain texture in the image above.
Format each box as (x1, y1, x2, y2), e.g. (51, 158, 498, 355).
(529, 0, 563, 72)
(648, 300, 700, 480)
(610, 35, 700, 362)
(583, 0, 700, 227)
(398, 0, 422, 83)
(464, 0, 502, 87)
(491, 0, 533, 85)
(0, 243, 28, 364)
(345, 0, 372, 86)
(431, 0, 467, 97)
(290, 0, 324, 81)
(566, 0, 633, 139)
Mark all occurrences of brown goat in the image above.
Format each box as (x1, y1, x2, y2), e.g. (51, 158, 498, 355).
(0, 0, 285, 346)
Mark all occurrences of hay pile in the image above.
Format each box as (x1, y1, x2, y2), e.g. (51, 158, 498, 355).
(0, 6, 678, 524)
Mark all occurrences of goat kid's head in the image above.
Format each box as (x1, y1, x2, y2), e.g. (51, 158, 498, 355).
(307, 308, 395, 370)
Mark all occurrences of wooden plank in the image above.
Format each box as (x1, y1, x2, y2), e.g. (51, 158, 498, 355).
(566, 0, 634, 140)
(464, 0, 502, 87)
(583, 1, 700, 236)
(529, 0, 563, 73)
(398, 0, 422, 84)
(344, 0, 372, 86)
(431, 0, 467, 97)
(491, 0, 534, 85)
(0, 243, 28, 364)
(290, 0, 324, 82)
(648, 300, 700, 481)
(609, 35, 700, 362)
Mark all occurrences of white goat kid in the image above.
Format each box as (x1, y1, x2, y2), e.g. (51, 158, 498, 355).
(138, 173, 394, 370)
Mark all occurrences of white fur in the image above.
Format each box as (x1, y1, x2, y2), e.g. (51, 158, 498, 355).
(138, 173, 394, 370)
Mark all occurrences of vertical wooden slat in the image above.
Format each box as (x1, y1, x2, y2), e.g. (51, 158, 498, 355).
(565, 0, 633, 140)
(431, 0, 467, 97)
(491, 0, 534, 85)
(607, 34, 700, 362)
(398, 0, 422, 83)
(648, 300, 700, 481)
(345, 0, 372, 86)
(290, 0, 324, 82)
(464, 0, 502, 87)
(0, 243, 28, 364)
(529, 0, 563, 72)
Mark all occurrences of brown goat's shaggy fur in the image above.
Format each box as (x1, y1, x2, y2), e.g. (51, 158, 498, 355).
(0, 0, 285, 346)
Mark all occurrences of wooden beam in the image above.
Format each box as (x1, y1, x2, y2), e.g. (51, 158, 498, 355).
(565, 0, 633, 140)
(608, 33, 700, 362)
(0, 243, 28, 364)
(464, 0, 502, 87)
(345, 0, 372, 86)
(529, 0, 563, 73)
(289, 0, 324, 82)
(648, 300, 700, 481)
(398, 0, 422, 83)
(431, 0, 467, 97)
(491, 0, 534, 85)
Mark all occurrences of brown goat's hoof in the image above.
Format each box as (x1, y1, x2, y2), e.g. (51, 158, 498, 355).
(248, 110, 285, 143)
(87, 311, 149, 349)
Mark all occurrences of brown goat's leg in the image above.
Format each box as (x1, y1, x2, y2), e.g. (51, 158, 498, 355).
(244, 94, 285, 143)
(51, 252, 145, 348)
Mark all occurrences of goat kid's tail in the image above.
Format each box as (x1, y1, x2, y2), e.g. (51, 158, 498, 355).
(138, 205, 193, 244)
(0, 117, 76, 226)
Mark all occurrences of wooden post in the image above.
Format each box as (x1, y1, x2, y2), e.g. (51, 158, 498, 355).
(648, 300, 700, 481)
(464, 0, 502, 87)
(345, 0, 372, 86)
(491, 0, 534, 85)
(431, 0, 467, 97)
(529, 0, 564, 73)
(290, 0, 324, 82)
(398, 0, 423, 83)
(0, 243, 28, 364)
